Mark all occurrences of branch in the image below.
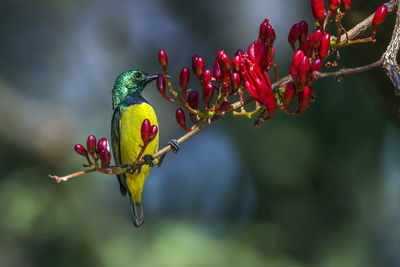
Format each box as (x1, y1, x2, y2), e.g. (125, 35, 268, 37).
(382, 0, 400, 95)
(313, 59, 384, 80)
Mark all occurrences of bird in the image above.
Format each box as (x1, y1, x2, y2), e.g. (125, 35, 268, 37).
(111, 70, 178, 227)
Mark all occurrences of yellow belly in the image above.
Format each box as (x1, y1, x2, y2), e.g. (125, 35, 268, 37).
(120, 102, 159, 203)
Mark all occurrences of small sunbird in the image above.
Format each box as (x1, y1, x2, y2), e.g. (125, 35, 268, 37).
(111, 70, 178, 227)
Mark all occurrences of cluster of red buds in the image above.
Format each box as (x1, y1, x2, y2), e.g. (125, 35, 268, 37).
(74, 135, 111, 168)
(141, 119, 158, 148)
(157, 18, 278, 128)
(155, 1, 389, 128)
(73, 119, 158, 170)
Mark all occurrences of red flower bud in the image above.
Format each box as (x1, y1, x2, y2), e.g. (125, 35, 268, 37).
(232, 55, 241, 72)
(311, 0, 327, 23)
(234, 49, 244, 57)
(175, 108, 188, 131)
(158, 50, 168, 71)
(217, 51, 232, 72)
(100, 150, 111, 168)
(329, 0, 340, 15)
(290, 50, 305, 80)
(259, 19, 276, 45)
(298, 86, 313, 112)
(283, 82, 296, 109)
(141, 119, 151, 144)
(180, 67, 190, 91)
(301, 35, 312, 57)
(213, 58, 223, 83)
(231, 72, 241, 93)
(192, 55, 204, 77)
(97, 138, 111, 166)
(342, 0, 351, 12)
(221, 83, 230, 96)
(187, 91, 199, 110)
(86, 135, 96, 154)
(74, 144, 88, 157)
(372, 5, 388, 33)
(299, 20, 309, 46)
(319, 33, 330, 60)
(311, 58, 323, 73)
(149, 125, 158, 142)
(298, 55, 311, 88)
(157, 74, 174, 102)
(202, 69, 212, 86)
(288, 23, 301, 51)
(203, 83, 214, 108)
(219, 101, 231, 112)
(310, 29, 323, 50)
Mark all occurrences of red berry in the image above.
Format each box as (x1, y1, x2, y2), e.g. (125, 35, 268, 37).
(319, 33, 330, 60)
(203, 83, 214, 108)
(372, 5, 388, 32)
(232, 55, 241, 72)
(86, 135, 96, 154)
(187, 91, 199, 110)
(231, 72, 241, 93)
(213, 58, 223, 83)
(283, 82, 296, 109)
(202, 69, 212, 85)
(259, 19, 276, 45)
(217, 51, 232, 72)
(97, 138, 110, 160)
(192, 55, 205, 77)
(311, 59, 323, 72)
(290, 50, 305, 80)
(311, 0, 327, 23)
(141, 119, 151, 144)
(158, 50, 168, 70)
(180, 67, 190, 91)
(310, 29, 323, 50)
(221, 83, 230, 96)
(288, 23, 301, 51)
(157, 73, 166, 95)
(74, 144, 88, 157)
(100, 150, 111, 168)
(298, 86, 313, 112)
(299, 20, 309, 46)
(149, 125, 158, 142)
(298, 55, 311, 88)
(175, 108, 187, 130)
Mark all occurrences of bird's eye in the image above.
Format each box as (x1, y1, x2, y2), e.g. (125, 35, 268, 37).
(134, 72, 142, 79)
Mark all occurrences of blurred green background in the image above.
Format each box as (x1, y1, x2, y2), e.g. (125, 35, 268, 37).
(1, 0, 400, 266)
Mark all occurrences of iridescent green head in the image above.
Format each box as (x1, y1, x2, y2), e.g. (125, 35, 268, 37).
(112, 70, 158, 109)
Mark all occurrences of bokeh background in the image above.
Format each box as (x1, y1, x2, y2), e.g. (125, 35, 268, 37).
(1, 0, 400, 266)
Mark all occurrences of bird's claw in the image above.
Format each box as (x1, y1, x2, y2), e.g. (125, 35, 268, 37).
(142, 154, 154, 167)
(168, 139, 180, 154)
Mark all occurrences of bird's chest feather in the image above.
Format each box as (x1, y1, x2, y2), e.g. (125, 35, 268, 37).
(119, 103, 159, 163)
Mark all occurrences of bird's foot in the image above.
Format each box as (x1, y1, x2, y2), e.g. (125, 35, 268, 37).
(142, 155, 154, 167)
(168, 139, 180, 154)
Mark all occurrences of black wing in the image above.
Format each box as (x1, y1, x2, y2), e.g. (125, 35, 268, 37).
(111, 107, 128, 196)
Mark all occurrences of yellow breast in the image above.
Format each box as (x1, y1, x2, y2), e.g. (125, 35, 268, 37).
(120, 102, 159, 203)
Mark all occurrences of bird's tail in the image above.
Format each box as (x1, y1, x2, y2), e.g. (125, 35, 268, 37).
(130, 201, 144, 227)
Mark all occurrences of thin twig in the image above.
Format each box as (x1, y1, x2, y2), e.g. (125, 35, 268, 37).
(313, 59, 384, 80)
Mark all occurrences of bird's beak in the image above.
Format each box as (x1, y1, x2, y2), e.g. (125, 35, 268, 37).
(145, 74, 172, 83)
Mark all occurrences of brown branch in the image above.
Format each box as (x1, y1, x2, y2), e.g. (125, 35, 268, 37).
(313, 59, 384, 80)
(50, 1, 399, 182)
(382, 0, 400, 95)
